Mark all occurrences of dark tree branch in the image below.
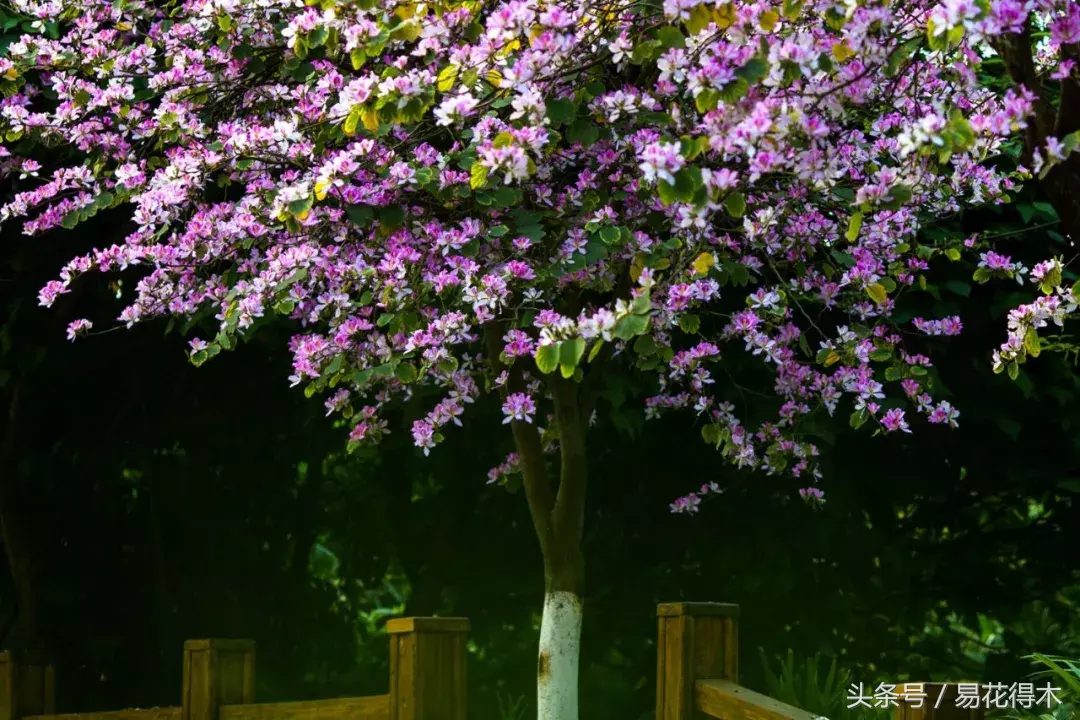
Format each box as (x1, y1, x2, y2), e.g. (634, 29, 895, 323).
(483, 323, 556, 557)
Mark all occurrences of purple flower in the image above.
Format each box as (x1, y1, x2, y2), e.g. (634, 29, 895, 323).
(66, 318, 92, 341)
(881, 408, 911, 434)
(502, 393, 536, 424)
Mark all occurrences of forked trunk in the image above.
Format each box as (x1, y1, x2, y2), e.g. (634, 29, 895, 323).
(537, 590, 583, 720)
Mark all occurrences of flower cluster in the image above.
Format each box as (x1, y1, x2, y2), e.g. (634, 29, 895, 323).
(0, 0, 1075, 513)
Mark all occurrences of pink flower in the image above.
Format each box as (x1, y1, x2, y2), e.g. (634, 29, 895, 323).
(66, 318, 92, 341)
(502, 393, 536, 424)
(881, 408, 911, 434)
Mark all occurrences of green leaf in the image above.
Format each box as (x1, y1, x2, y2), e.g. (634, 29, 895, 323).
(656, 26, 686, 48)
(723, 191, 746, 218)
(734, 57, 768, 85)
(845, 212, 863, 242)
(436, 64, 458, 92)
(614, 313, 649, 340)
(395, 363, 418, 383)
(630, 39, 661, 65)
(324, 354, 344, 375)
(888, 184, 913, 204)
(470, 161, 489, 189)
(850, 408, 868, 429)
(566, 119, 600, 146)
(587, 340, 604, 362)
(658, 179, 678, 206)
(379, 205, 405, 229)
(560, 336, 586, 369)
(717, 78, 749, 103)
(633, 334, 657, 356)
(535, 343, 560, 374)
(631, 291, 651, 315)
(1024, 327, 1041, 358)
(347, 205, 374, 227)
(343, 105, 362, 136)
(599, 226, 620, 244)
(679, 313, 701, 334)
(546, 98, 576, 125)
(287, 195, 314, 218)
(865, 282, 887, 305)
(694, 89, 721, 114)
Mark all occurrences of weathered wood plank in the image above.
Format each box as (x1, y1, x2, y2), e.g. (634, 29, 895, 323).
(658, 604, 740, 619)
(220, 697, 389, 720)
(0, 653, 55, 720)
(656, 603, 739, 720)
(25, 708, 181, 720)
(695, 680, 820, 720)
(387, 618, 468, 720)
(182, 639, 255, 720)
(384, 618, 469, 635)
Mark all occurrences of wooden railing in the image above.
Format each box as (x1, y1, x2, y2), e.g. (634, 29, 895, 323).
(2, 602, 990, 720)
(656, 602, 986, 720)
(1, 617, 468, 720)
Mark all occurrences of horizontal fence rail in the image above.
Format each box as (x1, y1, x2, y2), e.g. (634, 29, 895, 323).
(695, 679, 819, 720)
(0, 618, 468, 720)
(655, 602, 986, 720)
(220, 697, 389, 720)
(25, 709, 181, 720)
(2, 603, 987, 720)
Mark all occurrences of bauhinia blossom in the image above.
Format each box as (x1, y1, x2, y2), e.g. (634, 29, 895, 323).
(3, 0, 1080, 715)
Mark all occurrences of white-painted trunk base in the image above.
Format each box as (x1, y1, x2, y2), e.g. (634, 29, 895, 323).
(537, 591, 582, 720)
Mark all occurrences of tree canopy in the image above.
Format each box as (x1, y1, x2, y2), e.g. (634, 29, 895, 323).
(1, 0, 1077, 504)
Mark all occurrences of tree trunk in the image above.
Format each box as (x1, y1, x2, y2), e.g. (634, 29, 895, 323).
(536, 377, 588, 720)
(536, 590, 583, 720)
(994, 30, 1080, 241)
(484, 325, 591, 720)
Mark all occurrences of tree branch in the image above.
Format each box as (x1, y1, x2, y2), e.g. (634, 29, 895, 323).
(550, 376, 587, 547)
(992, 23, 1055, 151)
(483, 322, 556, 554)
(1056, 43, 1080, 137)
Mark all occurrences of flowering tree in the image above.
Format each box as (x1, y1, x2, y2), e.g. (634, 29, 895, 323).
(1, 0, 1079, 714)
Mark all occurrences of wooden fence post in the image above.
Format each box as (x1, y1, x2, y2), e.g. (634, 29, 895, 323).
(0, 653, 54, 720)
(181, 640, 255, 720)
(387, 617, 469, 720)
(656, 602, 739, 720)
(894, 683, 986, 720)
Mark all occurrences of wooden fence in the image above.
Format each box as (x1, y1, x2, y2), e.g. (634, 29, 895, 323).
(0, 604, 981, 720)
(655, 602, 985, 720)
